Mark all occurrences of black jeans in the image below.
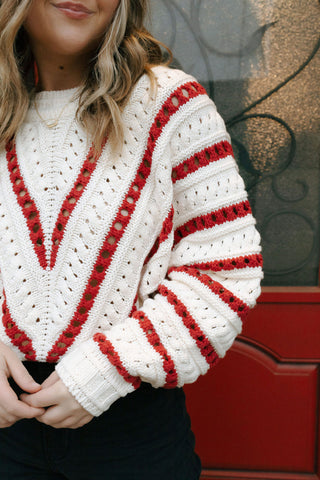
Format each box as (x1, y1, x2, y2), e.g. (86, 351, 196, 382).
(0, 362, 201, 479)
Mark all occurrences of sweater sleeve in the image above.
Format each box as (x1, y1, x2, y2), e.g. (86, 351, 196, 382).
(56, 84, 263, 417)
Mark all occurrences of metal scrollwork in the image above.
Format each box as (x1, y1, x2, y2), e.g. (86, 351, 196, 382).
(261, 211, 316, 276)
(228, 113, 309, 203)
(149, 0, 320, 284)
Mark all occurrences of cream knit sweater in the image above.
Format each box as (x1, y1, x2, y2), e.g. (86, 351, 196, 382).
(0, 66, 263, 416)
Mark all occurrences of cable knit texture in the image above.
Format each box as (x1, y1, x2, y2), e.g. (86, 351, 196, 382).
(0, 66, 263, 416)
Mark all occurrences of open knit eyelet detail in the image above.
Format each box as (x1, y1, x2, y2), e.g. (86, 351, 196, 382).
(133, 310, 178, 388)
(168, 267, 250, 321)
(49, 81, 205, 362)
(158, 284, 218, 367)
(5, 138, 107, 271)
(173, 200, 251, 247)
(4, 79, 223, 366)
(171, 140, 233, 184)
(114, 222, 123, 231)
(93, 334, 141, 388)
(172, 96, 179, 107)
(2, 293, 36, 360)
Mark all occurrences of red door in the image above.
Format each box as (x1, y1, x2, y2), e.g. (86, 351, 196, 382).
(184, 287, 320, 478)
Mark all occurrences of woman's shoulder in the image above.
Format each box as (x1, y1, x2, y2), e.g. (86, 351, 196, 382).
(125, 64, 212, 126)
(123, 65, 227, 151)
(130, 65, 203, 107)
(150, 64, 197, 89)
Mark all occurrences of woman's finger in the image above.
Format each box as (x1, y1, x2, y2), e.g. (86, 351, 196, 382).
(20, 380, 64, 408)
(0, 373, 45, 420)
(40, 370, 59, 389)
(35, 404, 69, 426)
(36, 407, 93, 429)
(5, 349, 41, 393)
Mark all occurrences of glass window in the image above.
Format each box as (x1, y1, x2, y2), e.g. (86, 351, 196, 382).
(148, 0, 320, 286)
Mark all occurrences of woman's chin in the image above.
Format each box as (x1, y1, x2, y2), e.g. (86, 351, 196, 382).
(50, 35, 97, 59)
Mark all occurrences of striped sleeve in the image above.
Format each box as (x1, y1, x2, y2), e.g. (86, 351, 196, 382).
(132, 98, 263, 382)
(56, 80, 263, 416)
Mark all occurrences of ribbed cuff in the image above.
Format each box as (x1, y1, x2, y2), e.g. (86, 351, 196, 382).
(55, 339, 135, 416)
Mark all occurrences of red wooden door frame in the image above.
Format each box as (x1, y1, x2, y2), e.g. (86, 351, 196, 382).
(185, 286, 320, 479)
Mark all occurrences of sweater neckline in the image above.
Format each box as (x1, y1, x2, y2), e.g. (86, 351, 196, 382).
(27, 87, 80, 123)
(35, 86, 80, 105)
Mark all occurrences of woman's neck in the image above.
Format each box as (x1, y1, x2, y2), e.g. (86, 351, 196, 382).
(32, 45, 90, 91)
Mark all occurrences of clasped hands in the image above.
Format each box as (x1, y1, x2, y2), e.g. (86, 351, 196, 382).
(0, 341, 93, 429)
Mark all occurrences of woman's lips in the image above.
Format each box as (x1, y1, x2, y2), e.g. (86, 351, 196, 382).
(53, 2, 93, 19)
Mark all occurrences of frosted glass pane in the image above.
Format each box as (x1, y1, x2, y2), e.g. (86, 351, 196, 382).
(148, 0, 320, 286)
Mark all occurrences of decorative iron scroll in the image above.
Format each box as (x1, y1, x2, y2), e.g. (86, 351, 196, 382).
(149, 0, 320, 285)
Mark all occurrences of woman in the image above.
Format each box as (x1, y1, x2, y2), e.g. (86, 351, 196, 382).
(0, 0, 263, 478)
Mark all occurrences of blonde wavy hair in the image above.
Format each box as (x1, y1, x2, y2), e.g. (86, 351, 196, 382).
(0, 0, 171, 151)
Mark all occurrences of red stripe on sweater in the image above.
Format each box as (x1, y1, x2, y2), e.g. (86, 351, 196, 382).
(50, 140, 106, 269)
(158, 284, 219, 367)
(144, 206, 174, 265)
(168, 266, 250, 320)
(6, 140, 105, 271)
(129, 293, 138, 316)
(46, 81, 206, 362)
(171, 140, 233, 183)
(2, 290, 36, 361)
(133, 310, 178, 388)
(174, 200, 251, 247)
(188, 253, 263, 273)
(93, 333, 141, 389)
(6, 142, 47, 269)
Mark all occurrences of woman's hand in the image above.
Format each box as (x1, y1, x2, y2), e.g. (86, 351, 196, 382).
(0, 341, 45, 428)
(20, 371, 94, 429)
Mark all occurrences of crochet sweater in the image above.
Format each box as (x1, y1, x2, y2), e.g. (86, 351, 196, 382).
(0, 66, 263, 416)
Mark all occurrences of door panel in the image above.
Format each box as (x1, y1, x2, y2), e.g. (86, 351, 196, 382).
(244, 294, 320, 362)
(185, 341, 317, 471)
